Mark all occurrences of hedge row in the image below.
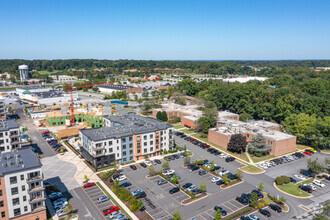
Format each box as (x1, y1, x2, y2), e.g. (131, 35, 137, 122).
(111, 184, 139, 212)
(275, 176, 290, 185)
(225, 207, 253, 220)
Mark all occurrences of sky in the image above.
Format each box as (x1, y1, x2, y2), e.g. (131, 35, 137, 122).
(0, 0, 330, 60)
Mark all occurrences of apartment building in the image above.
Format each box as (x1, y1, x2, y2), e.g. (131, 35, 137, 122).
(0, 148, 46, 220)
(79, 113, 174, 169)
(0, 98, 5, 120)
(0, 120, 20, 153)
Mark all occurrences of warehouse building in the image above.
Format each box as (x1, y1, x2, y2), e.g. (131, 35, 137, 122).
(79, 113, 174, 169)
(98, 84, 143, 94)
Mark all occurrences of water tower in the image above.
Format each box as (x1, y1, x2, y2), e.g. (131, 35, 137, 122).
(18, 65, 29, 81)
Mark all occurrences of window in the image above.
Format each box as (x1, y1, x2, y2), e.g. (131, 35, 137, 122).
(150, 141, 153, 145)
(143, 135, 147, 140)
(121, 138, 126, 142)
(130, 150, 133, 154)
(23, 196, 26, 202)
(117, 147, 119, 151)
(150, 147, 153, 151)
(144, 142, 147, 146)
(12, 198, 19, 206)
(117, 153, 119, 157)
(137, 136, 141, 142)
(1, 211, 5, 218)
(129, 156, 133, 160)
(137, 150, 140, 153)
(11, 187, 18, 195)
(10, 176, 17, 184)
(123, 145, 126, 150)
(117, 140, 119, 144)
(123, 152, 126, 156)
(0, 201, 3, 207)
(144, 149, 147, 153)
(21, 185, 25, 191)
(150, 134, 153, 138)
(108, 141, 112, 145)
(109, 148, 113, 153)
(129, 143, 133, 148)
(20, 175, 24, 181)
(24, 206, 27, 212)
(129, 137, 132, 141)
(13, 208, 21, 216)
(0, 190, 2, 196)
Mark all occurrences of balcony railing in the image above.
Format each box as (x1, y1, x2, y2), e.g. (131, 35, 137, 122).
(27, 176, 43, 183)
(28, 186, 45, 193)
(29, 196, 46, 204)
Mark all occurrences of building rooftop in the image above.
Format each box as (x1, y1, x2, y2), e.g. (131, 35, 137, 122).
(211, 118, 294, 141)
(81, 113, 172, 141)
(98, 84, 134, 90)
(0, 148, 42, 176)
(32, 91, 65, 98)
(0, 119, 19, 131)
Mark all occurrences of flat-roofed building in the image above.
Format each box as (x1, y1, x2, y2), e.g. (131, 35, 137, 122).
(79, 113, 174, 169)
(0, 148, 46, 220)
(0, 120, 20, 153)
(97, 84, 143, 94)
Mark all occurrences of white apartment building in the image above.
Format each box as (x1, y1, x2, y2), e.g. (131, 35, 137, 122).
(0, 120, 20, 153)
(0, 148, 46, 220)
(0, 98, 5, 119)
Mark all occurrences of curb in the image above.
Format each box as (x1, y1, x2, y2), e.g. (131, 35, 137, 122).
(181, 193, 208, 206)
(273, 182, 313, 199)
(220, 179, 245, 189)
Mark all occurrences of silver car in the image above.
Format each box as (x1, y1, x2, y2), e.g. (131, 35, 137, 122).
(97, 196, 109, 203)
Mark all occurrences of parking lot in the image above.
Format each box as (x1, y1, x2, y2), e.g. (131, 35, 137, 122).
(82, 184, 115, 220)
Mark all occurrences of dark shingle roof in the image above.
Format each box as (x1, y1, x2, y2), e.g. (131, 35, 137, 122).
(0, 119, 19, 132)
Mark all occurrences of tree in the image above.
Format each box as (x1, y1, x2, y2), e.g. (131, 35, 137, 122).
(162, 160, 170, 170)
(236, 170, 243, 179)
(137, 199, 144, 211)
(239, 112, 253, 122)
(175, 96, 186, 105)
(183, 145, 187, 152)
(172, 210, 182, 220)
(307, 158, 324, 173)
(172, 174, 179, 183)
(210, 161, 215, 171)
(250, 192, 258, 208)
(183, 156, 191, 164)
(200, 181, 207, 192)
(227, 134, 247, 153)
(142, 90, 149, 98)
(161, 111, 168, 121)
(248, 134, 272, 156)
(214, 209, 222, 220)
(148, 165, 156, 175)
(156, 111, 162, 120)
(222, 174, 230, 185)
(258, 182, 264, 191)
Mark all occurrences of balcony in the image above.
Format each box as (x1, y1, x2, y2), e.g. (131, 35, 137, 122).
(29, 186, 45, 193)
(10, 133, 20, 138)
(27, 176, 43, 183)
(29, 196, 46, 204)
(93, 146, 104, 151)
(31, 206, 46, 213)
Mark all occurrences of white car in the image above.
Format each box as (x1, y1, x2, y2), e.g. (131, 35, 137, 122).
(109, 210, 122, 218)
(162, 170, 175, 176)
(211, 176, 221, 183)
(219, 170, 229, 176)
(187, 184, 197, 192)
(145, 161, 152, 166)
(313, 180, 325, 187)
(205, 163, 217, 169)
(219, 153, 228, 158)
(117, 175, 127, 181)
(294, 175, 307, 181)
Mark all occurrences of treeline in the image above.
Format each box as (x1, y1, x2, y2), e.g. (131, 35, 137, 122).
(2, 59, 330, 77)
(177, 69, 330, 148)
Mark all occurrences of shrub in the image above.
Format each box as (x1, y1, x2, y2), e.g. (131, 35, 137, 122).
(199, 133, 207, 138)
(275, 176, 290, 185)
(130, 203, 138, 212)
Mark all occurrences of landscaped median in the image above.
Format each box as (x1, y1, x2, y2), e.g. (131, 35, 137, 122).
(274, 177, 314, 198)
(239, 165, 265, 174)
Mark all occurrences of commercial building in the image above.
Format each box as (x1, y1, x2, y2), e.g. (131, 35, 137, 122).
(0, 98, 6, 120)
(51, 75, 77, 82)
(0, 120, 20, 153)
(18, 65, 29, 82)
(79, 113, 174, 169)
(97, 84, 143, 94)
(208, 119, 296, 156)
(222, 76, 269, 83)
(17, 88, 78, 106)
(0, 148, 46, 220)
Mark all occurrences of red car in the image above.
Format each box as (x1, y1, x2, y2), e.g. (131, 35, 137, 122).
(303, 151, 312, 156)
(42, 131, 50, 134)
(83, 182, 95, 188)
(190, 139, 196, 142)
(202, 145, 210, 149)
(103, 206, 119, 215)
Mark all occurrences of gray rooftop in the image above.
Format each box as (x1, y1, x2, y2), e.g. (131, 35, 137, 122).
(98, 84, 134, 90)
(32, 90, 64, 98)
(0, 148, 42, 176)
(80, 113, 172, 141)
(0, 119, 19, 132)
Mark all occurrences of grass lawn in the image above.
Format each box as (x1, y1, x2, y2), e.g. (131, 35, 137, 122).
(173, 124, 184, 129)
(96, 182, 130, 218)
(296, 144, 309, 150)
(185, 151, 194, 157)
(276, 178, 313, 197)
(240, 165, 264, 173)
(36, 70, 63, 75)
(181, 128, 196, 134)
(250, 154, 275, 163)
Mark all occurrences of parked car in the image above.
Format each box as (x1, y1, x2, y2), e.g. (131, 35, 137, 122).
(322, 174, 330, 181)
(236, 196, 248, 205)
(49, 192, 63, 200)
(154, 159, 162, 164)
(303, 151, 312, 156)
(289, 177, 297, 183)
(83, 182, 95, 188)
(241, 193, 251, 201)
(269, 204, 282, 212)
(211, 177, 222, 183)
(169, 187, 180, 194)
(259, 209, 271, 217)
(140, 163, 147, 168)
(145, 161, 152, 166)
(97, 196, 109, 203)
(246, 214, 260, 220)
(191, 188, 202, 195)
(225, 157, 235, 162)
(216, 180, 224, 185)
(187, 185, 197, 192)
(42, 131, 50, 135)
(162, 170, 175, 176)
(214, 206, 227, 216)
(135, 191, 146, 198)
(182, 183, 192, 189)
(251, 190, 264, 198)
(300, 169, 313, 177)
(189, 165, 200, 171)
(130, 165, 137, 170)
(313, 180, 325, 187)
(294, 174, 307, 181)
(131, 189, 143, 196)
(219, 170, 229, 176)
(199, 170, 208, 176)
(240, 217, 250, 220)
(120, 182, 131, 187)
(117, 175, 127, 181)
(109, 210, 122, 218)
(219, 153, 228, 158)
(157, 179, 168, 185)
(103, 206, 120, 216)
(299, 185, 312, 193)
